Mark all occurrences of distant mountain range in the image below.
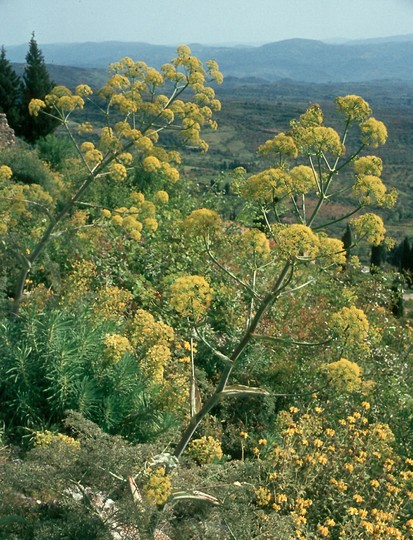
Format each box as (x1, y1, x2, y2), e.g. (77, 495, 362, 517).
(5, 35, 413, 83)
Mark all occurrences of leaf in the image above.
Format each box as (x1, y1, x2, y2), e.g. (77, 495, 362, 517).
(219, 384, 270, 397)
(170, 489, 221, 506)
(128, 475, 143, 507)
(190, 374, 202, 416)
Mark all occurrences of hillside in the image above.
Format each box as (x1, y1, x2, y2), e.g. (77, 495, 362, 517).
(6, 36, 413, 82)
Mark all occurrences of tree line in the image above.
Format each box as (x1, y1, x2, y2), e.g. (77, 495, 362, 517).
(0, 33, 57, 143)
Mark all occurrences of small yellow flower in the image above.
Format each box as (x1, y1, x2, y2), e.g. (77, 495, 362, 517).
(255, 486, 272, 506)
(317, 524, 330, 537)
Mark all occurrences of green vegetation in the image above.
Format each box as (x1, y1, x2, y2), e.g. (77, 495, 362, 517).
(0, 34, 58, 142)
(0, 48, 412, 539)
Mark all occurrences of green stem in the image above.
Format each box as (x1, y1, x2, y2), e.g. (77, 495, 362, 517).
(173, 262, 291, 458)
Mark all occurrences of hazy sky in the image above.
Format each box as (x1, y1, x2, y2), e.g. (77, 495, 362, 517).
(1, 0, 413, 46)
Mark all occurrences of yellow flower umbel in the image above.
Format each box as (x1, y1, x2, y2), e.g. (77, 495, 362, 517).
(142, 344, 172, 384)
(258, 132, 298, 160)
(360, 117, 388, 147)
(169, 275, 213, 321)
(330, 305, 369, 346)
(154, 190, 169, 204)
(240, 228, 271, 261)
(351, 213, 386, 246)
(335, 95, 372, 122)
(187, 436, 223, 464)
(323, 358, 363, 393)
(273, 224, 320, 261)
(142, 466, 172, 506)
(182, 208, 222, 239)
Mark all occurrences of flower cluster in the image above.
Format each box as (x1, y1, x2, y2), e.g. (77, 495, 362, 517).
(335, 95, 372, 122)
(323, 358, 363, 393)
(360, 117, 388, 148)
(250, 402, 413, 539)
(258, 133, 298, 160)
(0, 165, 12, 183)
(187, 436, 223, 464)
(169, 275, 213, 321)
(272, 224, 320, 261)
(124, 308, 177, 387)
(351, 213, 386, 246)
(239, 228, 271, 260)
(317, 235, 346, 266)
(92, 285, 134, 322)
(103, 333, 134, 363)
(352, 155, 397, 208)
(101, 192, 159, 242)
(33, 430, 80, 450)
(330, 305, 369, 344)
(182, 208, 222, 238)
(142, 466, 172, 506)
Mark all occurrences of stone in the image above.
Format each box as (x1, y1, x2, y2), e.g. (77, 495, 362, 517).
(0, 113, 16, 147)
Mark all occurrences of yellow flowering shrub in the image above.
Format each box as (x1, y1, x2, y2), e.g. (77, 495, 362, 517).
(142, 466, 172, 506)
(7, 47, 222, 312)
(250, 403, 413, 539)
(169, 275, 213, 320)
(187, 436, 223, 464)
(33, 430, 80, 450)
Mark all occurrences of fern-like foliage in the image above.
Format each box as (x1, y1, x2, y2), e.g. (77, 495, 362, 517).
(0, 309, 176, 443)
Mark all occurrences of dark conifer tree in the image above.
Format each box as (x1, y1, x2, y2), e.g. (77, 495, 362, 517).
(341, 223, 353, 261)
(391, 277, 405, 318)
(400, 237, 412, 286)
(370, 243, 387, 273)
(18, 33, 58, 143)
(0, 46, 22, 131)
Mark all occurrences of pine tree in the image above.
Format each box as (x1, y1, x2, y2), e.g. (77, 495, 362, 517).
(400, 237, 412, 286)
(370, 242, 387, 273)
(341, 223, 353, 261)
(0, 46, 22, 131)
(18, 33, 58, 143)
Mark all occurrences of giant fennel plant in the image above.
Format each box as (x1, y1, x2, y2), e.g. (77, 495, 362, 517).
(0, 45, 222, 314)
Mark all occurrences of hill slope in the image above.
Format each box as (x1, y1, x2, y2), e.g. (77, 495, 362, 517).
(6, 37, 413, 82)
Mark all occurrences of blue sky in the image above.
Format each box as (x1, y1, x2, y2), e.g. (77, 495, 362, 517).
(1, 0, 413, 46)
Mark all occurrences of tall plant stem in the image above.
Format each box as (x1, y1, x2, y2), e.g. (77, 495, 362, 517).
(173, 261, 291, 458)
